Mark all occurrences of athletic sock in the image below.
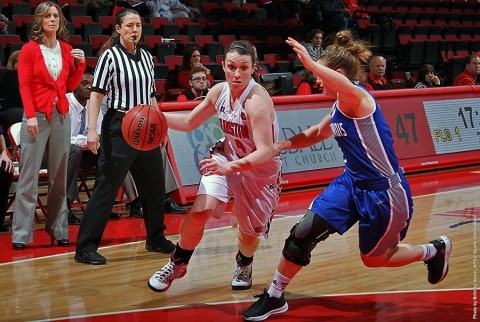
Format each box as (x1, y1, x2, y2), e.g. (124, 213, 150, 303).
(236, 250, 253, 266)
(267, 269, 291, 299)
(421, 243, 437, 261)
(172, 243, 194, 265)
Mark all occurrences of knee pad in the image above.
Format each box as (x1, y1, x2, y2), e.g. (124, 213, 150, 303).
(282, 210, 336, 266)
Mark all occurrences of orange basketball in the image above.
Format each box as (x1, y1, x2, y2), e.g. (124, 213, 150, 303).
(121, 104, 168, 151)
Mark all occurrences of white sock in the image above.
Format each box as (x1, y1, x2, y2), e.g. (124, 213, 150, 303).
(267, 270, 290, 299)
(421, 244, 437, 261)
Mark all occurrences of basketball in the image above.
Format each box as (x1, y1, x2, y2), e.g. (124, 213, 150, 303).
(121, 104, 168, 151)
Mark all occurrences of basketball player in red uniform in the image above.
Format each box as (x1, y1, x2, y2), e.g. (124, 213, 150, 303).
(148, 40, 283, 292)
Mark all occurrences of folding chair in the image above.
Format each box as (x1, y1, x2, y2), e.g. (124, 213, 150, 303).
(7, 122, 47, 221)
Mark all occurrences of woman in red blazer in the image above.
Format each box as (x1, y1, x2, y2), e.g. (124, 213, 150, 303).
(12, 1, 86, 250)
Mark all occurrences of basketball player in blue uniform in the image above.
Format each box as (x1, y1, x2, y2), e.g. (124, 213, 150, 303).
(242, 30, 452, 321)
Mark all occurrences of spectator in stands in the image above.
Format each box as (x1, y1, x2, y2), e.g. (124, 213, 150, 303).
(414, 64, 442, 88)
(0, 125, 14, 232)
(293, 29, 324, 73)
(0, 50, 23, 131)
(81, 0, 114, 18)
(177, 66, 210, 101)
(145, 0, 194, 22)
(364, 56, 392, 91)
(319, 0, 352, 36)
(177, 46, 214, 90)
(254, 0, 287, 21)
(295, 69, 323, 95)
(181, 0, 204, 19)
(0, 14, 8, 35)
(453, 55, 480, 86)
(291, 0, 322, 28)
(114, 0, 151, 17)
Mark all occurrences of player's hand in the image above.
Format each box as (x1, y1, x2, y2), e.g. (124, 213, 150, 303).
(199, 158, 227, 176)
(286, 37, 313, 69)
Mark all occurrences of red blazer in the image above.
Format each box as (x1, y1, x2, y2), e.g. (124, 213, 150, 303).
(18, 40, 86, 119)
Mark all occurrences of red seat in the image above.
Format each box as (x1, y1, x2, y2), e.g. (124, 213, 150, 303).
(0, 35, 22, 47)
(68, 35, 85, 45)
(85, 57, 98, 69)
(164, 55, 183, 71)
(174, 17, 193, 29)
(12, 15, 33, 29)
(89, 35, 109, 52)
(71, 16, 94, 30)
(194, 35, 215, 49)
(218, 35, 236, 48)
(98, 16, 116, 33)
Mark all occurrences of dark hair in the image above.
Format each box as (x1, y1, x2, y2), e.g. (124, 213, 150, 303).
(223, 40, 256, 64)
(98, 8, 140, 56)
(30, 1, 69, 43)
(320, 30, 371, 82)
(466, 54, 480, 65)
(308, 29, 324, 41)
(189, 65, 208, 79)
(181, 46, 201, 71)
(416, 64, 436, 84)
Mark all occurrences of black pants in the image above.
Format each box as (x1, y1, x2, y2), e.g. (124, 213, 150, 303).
(0, 162, 13, 228)
(76, 109, 166, 252)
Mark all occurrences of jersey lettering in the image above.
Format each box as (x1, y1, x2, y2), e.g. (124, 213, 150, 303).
(330, 122, 347, 137)
(220, 119, 249, 138)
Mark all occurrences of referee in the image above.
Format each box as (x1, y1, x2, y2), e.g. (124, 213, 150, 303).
(74, 8, 174, 265)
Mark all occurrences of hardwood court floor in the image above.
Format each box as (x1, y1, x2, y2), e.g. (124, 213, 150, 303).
(0, 166, 478, 321)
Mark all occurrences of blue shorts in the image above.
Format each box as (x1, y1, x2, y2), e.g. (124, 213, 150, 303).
(310, 172, 413, 256)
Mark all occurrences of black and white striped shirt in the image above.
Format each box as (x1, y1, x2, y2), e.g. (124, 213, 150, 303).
(92, 44, 156, 111)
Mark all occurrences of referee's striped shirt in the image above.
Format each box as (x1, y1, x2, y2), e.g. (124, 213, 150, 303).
(92, 44, 156, 111)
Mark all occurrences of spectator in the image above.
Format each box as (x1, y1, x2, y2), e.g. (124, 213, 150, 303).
(318, 0, 352, 36)
(66, 72, 126, 225)
(0, 50, 23, 130)
(414, 64, 442, 88)
(113, 0, 151, 17)
(177, 66, 210, 101)
(145, 0, 194, 22)
(0, 125, 14, 232)
(291, 0, 322, 28)
(364, 56, 392, 91)
(453, 55, 480, 86)
(81, 0, 114, 18)
(177, 46, 214, 90)
(295, 69, 323, 95)
(0, 14, 8, 35)
(293, 29, 324, 73)
(181, 0, 204, 19)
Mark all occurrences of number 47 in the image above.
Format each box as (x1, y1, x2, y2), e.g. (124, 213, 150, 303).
(396, 113, 418, 144)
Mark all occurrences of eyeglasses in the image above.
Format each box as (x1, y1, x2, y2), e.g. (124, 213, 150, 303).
(192, 77, 207, 82)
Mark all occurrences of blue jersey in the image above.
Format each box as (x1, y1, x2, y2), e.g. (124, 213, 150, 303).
(311, 85, 413, 256)
(330, 85, 399, 186)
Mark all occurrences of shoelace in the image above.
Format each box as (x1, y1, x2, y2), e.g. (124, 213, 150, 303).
(154, 262, 174, 281)
(234, 264, 252, 281)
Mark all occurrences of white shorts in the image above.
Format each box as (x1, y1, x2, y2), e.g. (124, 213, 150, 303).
(197, 154, 282, 240)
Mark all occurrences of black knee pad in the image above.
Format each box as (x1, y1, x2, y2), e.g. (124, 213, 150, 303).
(282, 210, 336, 266)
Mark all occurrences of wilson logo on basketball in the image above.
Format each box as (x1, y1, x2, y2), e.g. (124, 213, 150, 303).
(132, 117, 145, 146)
